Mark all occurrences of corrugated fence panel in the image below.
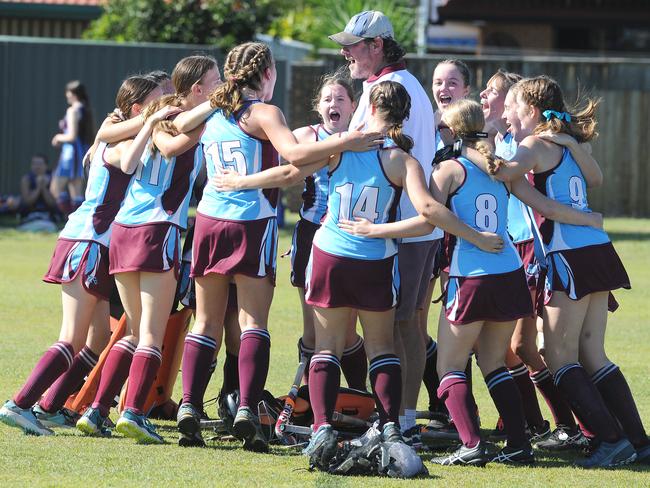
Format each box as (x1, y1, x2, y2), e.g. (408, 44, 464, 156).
(0, 36, 222, 196)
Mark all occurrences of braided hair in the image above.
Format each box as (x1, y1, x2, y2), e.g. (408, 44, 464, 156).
(209, 42, 274, 119)
(368, 81, 413, 153)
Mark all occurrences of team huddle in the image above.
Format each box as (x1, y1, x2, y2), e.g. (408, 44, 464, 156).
(0, 9, 648, 476)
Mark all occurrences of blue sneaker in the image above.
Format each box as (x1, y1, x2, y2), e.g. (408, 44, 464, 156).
(76, 407, 112, 437)
(303, 424, 338, 470)
(0, 400, 54, 436)
(576, 438, 637, 468)
(232, 406, 268, 452)
(33, 404, 79, 428)
(635, 443, 650, 465)
(116, 409, 164, 444)
(177, 402, 205, 448)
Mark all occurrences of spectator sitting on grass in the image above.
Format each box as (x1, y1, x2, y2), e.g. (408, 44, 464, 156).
(17, 154, 60, 231)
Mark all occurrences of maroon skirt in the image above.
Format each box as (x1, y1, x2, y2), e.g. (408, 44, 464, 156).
(43, 238, 113, 301)
(109, 222, 181, 277)
(191, 212, 277, 285)
(515, 239, 540, 294)
(445, 267, 533, 325)
(305, 245, 399, 311)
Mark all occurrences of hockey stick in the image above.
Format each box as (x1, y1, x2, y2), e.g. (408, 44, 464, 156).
(274, 359, 307, 439)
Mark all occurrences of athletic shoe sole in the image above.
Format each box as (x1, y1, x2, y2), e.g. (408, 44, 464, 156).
(116, 417, 164, 444)
(177, 413, 200, 437)
(0, 407, 53, 436)
(232, 416, 256, 442)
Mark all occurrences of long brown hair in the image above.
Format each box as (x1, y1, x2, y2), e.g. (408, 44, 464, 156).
(66, 80, 94, 144)
(209, 42, 274, 119)
(443, 99, 503, 174)
(511, 75, 599, 142)
(114, 76, 160, 119)
(171, 55, 217, 100)
(368, 81, 413, 153)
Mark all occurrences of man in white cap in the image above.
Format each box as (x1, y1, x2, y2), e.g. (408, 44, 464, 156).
(330, 11, 441, 448)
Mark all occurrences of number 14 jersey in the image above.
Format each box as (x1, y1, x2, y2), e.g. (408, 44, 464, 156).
(447, 156, 521, 277)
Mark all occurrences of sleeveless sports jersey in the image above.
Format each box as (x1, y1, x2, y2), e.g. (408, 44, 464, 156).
(115, 140, 202, 229)
(58, 106, 91, 172)
(497, 133, 535, 244)
(299, 124, 330, 224)
(197, 101, 279, 221)
(313, 140, 402, 260)
(447, 156, 521, 277)
(532, 148, 609, 253)
(59, 142, 132, 247)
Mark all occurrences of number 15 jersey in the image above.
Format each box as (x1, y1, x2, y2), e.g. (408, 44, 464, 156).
(198, 102, 279, 221)
(447, 156, 521, 277)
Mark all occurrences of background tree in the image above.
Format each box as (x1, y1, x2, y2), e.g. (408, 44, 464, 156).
(84, 0, 286, 49)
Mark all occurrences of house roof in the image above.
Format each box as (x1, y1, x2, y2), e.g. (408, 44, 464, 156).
(1, 1, 103, 5)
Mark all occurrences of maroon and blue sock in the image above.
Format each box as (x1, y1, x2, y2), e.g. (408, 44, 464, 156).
(554, 363, 620, 443)
(486, 367, 528, 448)
(341, 336, 367, 391)
(298, 337, 314, 385)
(508, 362, 545, 430)
(124, 346, 162, 415)
(181, 333, 217, 409)
(437, 371, 481, 448)
(593, 362, 649, 448)
(222, 351, 239, 394)
(92, 339, 136, 417)
(39, 345, 98, 412)
(422, 337, 444, 412)
(530, 367, 577, 429)
(238, 329, 270, 409)
(14, 341, 74, 409)
(369, 354, 402, 427)
(308, 353, 341, 430)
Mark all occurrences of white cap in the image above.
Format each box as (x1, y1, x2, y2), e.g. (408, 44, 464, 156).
(329, 11, 394, 46)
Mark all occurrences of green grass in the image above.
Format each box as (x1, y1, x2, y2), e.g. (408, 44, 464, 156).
(0, 217, 649, 487)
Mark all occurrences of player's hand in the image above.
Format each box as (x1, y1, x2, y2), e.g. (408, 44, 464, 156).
(587, 211, 604, 230)
(338, 217, 376, 237)
(476, 231, 504, 253)
(148, 105, 183, 124)
(51, 134, 61, 147)
(537, 131, 578, 149)
(344, 123, 384, 152)
(211, 169, 242, 191)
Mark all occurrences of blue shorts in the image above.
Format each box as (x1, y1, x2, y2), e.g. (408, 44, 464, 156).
(53, 141, 87, 180)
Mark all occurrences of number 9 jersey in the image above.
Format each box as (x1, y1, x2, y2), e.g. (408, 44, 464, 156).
(447, 156, 521, 277)
(197, 102, 279, 221)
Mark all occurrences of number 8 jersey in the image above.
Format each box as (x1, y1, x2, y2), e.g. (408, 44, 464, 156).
(313, 142, 402, 260)
(447, 156, 521, 277)
(198, 102, 279, 221)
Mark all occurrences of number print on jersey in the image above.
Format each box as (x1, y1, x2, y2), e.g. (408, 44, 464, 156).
(134, 152, 163, 186)
(568, 175, 586, 209)
(335, 182, 380, 222)
(475, 194, 498, 232)
(205, 140, 248, 175)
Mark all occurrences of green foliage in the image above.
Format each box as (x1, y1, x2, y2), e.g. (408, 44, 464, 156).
(268, 0, 418, 53)
(84, 0, 285, 49)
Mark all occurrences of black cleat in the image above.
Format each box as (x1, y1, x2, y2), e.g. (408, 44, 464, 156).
(535, 425, 589, 451)
(431, 441, 489, 467)
(491, 443, 535, 466)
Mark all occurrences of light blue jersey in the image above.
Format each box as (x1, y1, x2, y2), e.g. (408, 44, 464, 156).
(59, 142, 132, 247)
(313, 141, 401, 260)
(497, 133, 535, 244)
(115, 140, 202, 229)
(532, 148, 609, 253)
(197, 101, 279, 221)
(447, 156, 521, 277)
(299, 124, 330, 224)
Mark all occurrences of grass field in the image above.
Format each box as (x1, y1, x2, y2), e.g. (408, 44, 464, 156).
(0, 216, 649, 487)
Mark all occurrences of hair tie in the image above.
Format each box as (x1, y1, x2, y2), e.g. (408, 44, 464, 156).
(114, 108, 126, 121)
(543, 110, 571, 122)
(469, 131, 488, 139)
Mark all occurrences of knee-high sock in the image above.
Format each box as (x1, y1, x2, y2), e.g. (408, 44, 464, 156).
(340, 336, 367, 391)
(486, 367, 528, 448)
(92, 339, 136, 417)
(238, 329, 270, 409)
(422, 337, 445, 412)
(308, 353, 340, 430)
(508, 363, 545, 429)
(437, 371, 481, 448)
(298, 338, 314, 385)
(593, 362, 649, 448)
(181, 333, 217, 409)
(369, 354, 402, 427)
(124, 346, 162, 415)
(530, 367, 577, 429)
(14, 341, 74, 409)
(554, 363, 620, 443)
(39, 346, 98, 412)
(221, 351, 239, 394)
